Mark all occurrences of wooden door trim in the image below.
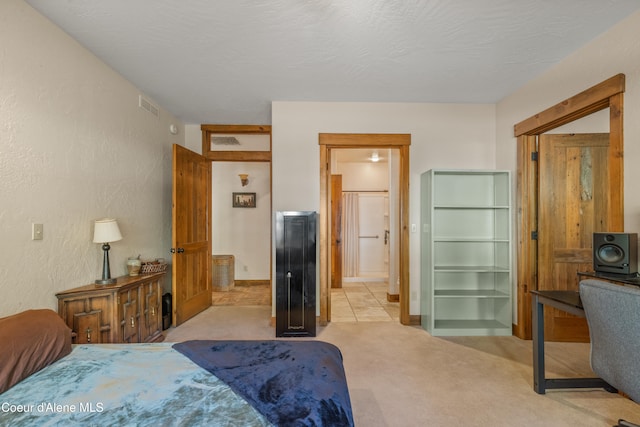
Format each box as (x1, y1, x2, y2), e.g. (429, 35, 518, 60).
(319, 133, 411, 325)
(514, 74, 625, 339)
(514, 74, 625, 136)
(201, 124, 272, 162)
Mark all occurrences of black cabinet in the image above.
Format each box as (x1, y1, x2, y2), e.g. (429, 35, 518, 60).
(275, 211, 316, 337)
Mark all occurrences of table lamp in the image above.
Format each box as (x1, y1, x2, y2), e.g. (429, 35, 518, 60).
(93, 218, 122, 285)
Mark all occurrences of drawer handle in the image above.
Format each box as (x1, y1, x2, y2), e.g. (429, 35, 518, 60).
(130, 316, 135, 328)
(86, 327, 92, 343)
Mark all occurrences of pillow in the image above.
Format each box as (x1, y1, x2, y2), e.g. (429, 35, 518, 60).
(0, 309, 72, 393)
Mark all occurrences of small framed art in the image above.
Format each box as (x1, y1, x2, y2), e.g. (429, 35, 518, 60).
(232, 192, 256, 208)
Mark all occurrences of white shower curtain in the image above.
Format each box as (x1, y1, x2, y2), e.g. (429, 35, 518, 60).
(342, 193, 359, 277)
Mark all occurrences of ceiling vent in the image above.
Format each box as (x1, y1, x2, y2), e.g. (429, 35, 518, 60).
(138, 95, 159, 118)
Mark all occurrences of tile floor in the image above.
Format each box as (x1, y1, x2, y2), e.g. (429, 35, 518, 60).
(211, 282, 271, 306)
(331, 281, 399, 322)
(211, 280, 399, 323)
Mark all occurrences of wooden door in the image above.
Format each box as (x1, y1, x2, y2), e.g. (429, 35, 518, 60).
(537, 133, 612, 341)
(172, 144, 212, 326)
(331, 175, 343, 289)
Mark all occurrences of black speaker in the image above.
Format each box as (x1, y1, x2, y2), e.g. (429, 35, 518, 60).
(593, 232, 638, 275)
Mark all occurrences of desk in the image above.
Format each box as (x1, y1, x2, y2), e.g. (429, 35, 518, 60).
(531, 290, 614, 394)
(578, 270, 640, 287)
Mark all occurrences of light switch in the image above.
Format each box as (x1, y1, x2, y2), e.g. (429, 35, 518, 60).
(32, 223, 44, 240)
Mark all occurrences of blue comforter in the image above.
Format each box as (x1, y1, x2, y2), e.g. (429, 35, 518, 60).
(0, 343, 270, 426)
(173, 340, 354, 427)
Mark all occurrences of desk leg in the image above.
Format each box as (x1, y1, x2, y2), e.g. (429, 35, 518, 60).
(532, 294, 545, 394)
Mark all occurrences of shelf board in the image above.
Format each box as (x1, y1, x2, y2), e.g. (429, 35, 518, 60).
(434, 290, 510, 298)
(433, 237, 509, 242)
(432, 319, 512, 336)
(434, 205, 510, 209)
(434, 266, 510, 272)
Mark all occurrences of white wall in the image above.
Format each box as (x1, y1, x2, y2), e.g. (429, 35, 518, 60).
(496, 10, 640, 321)
(272, 102, 496, 314)
(0, 0, 184, 317)
(211, 162, 271, 280)
(337, 161, 389, 191)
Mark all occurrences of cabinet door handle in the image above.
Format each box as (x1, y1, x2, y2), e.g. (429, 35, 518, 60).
(150, 306, 155, 316)
(86, 327, 92, 343)
(130, 316, 135, 328)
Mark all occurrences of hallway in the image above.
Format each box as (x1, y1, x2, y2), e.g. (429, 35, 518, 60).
(331, 281, 399, 322)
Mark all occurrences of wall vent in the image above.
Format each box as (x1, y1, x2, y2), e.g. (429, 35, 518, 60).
(212, 136, 240, 145)
(138, 95, 159, 118)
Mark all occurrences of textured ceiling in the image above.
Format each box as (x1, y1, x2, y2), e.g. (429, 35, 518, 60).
(25, 0, 640, 125)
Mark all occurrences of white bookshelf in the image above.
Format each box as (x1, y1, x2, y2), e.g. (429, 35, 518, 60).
(420, 169, 512, 336)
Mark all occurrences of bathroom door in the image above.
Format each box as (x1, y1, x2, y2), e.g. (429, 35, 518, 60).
(358, 194, 389, 278)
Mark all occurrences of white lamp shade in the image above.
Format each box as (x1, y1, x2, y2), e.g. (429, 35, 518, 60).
(93, 218, 123, 243)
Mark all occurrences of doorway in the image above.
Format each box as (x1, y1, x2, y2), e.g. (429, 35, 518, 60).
(513, 74, 625, 340)
(319, 133, 411, 325)
(210, 161, 271, 307)
(200, 125, 273, 309)
(331, 148, 399, 322)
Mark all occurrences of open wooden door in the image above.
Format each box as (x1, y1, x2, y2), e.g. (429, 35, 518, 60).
(331, 175, 343, 289)
(172, 144, 211, 326)
(537, 133, 613, 342)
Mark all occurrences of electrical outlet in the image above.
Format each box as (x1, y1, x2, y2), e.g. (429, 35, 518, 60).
(32, 223, 44, 240)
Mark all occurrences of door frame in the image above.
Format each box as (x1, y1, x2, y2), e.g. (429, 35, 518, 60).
(513, 74, 625, 339)
(319, 133, 411, 325)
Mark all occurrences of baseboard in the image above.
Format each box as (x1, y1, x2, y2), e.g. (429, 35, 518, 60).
(386, 293, 399, 302)
(272, 314, 421, 326)
(234, 279, 270, 287)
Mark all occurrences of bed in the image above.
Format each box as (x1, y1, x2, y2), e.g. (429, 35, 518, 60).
(0, 309, 354, 426)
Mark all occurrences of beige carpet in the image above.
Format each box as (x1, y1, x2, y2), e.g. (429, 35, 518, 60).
(164, 306, 640, 426)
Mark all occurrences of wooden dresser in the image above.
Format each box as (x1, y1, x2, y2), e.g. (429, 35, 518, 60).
(56, 272, 165, 344)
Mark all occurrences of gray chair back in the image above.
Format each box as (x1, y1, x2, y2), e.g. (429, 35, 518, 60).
(579, 279, 640, 403)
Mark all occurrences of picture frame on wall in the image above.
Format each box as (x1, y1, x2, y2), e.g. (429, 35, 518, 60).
(233, 192, 256, 208)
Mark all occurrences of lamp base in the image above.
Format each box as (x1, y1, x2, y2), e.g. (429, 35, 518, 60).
(95, 278, 117, 285)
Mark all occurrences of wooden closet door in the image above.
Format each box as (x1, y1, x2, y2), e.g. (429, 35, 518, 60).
(537, 133, 612, 341)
